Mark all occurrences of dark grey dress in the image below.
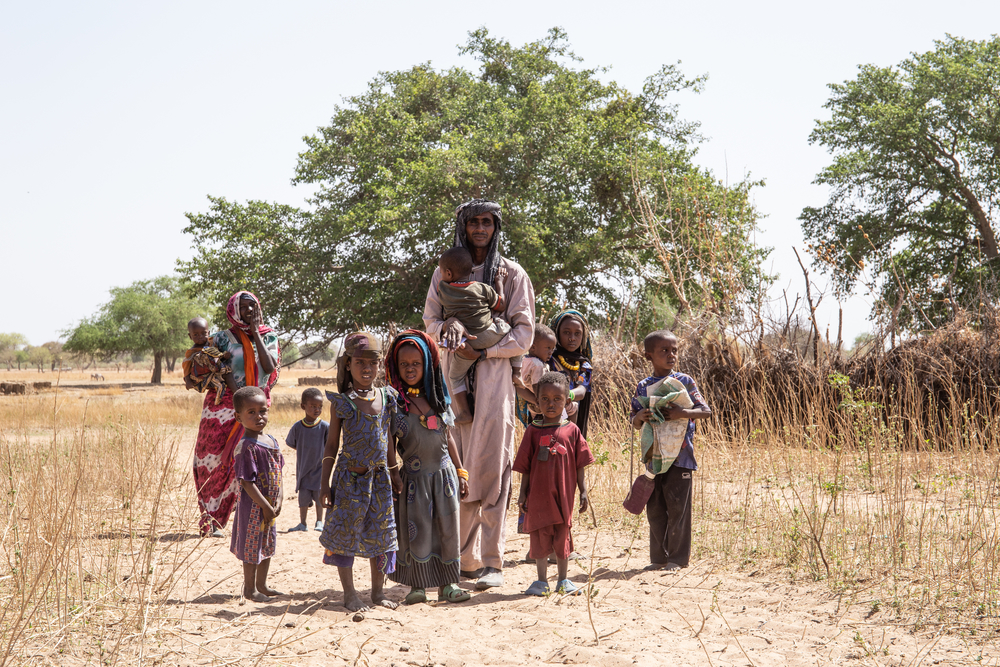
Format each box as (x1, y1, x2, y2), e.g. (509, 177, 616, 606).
(388, 409, 462, 588)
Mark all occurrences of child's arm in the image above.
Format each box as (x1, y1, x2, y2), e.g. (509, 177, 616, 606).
(517, 472, 531, 513)
(239, 479, 276, 524)
(445, 428, 469, 499)
(388, 432, 403, 496)
(222, 369, 238, 394)
(184, 373, 198, 390)
(514, 383, 538, 411)
(664, 405, 712, 421)
(577, 467, 589, 513)
(492, 266, 508, 309)
(320, 412, 343, 508)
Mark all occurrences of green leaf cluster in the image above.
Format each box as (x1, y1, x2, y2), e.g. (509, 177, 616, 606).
(801, 35, 1000, 330)
(180, 28, 767, 341)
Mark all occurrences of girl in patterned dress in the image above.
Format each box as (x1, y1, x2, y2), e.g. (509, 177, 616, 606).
(230, 386, 284, 602)
(385, 330, 470, 605)
(319, 332, 404, 612)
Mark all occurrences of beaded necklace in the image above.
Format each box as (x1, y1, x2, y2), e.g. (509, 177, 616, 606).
(348, 388, 377, 402)
(555, 355, 581, 372)
(302, 417, 321, 428)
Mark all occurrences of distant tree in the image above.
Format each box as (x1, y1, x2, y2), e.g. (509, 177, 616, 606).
(801, 35, 1000, 330)
(63, 276, 210, 383)
(41, 341, 64, 371)
(180, 28, 769, 343)
(0, 333, 29, 371)
(26, 346, 52, 372)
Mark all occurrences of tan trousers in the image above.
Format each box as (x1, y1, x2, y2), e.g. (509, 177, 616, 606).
(459, 465, 511, 571)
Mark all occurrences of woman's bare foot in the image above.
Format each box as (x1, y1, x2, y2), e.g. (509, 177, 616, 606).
(258, 584, 283, 597)
(372, 592, 398, 609)
(344, 592, 370, 612)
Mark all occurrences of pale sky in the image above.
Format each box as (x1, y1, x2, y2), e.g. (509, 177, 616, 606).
(2, 1, 997, 346)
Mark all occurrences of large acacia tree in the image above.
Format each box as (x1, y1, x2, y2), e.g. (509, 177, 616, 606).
(63, 276, 209, 383)
(181, 28, 767, 344)
(801, 35, 1000, 330)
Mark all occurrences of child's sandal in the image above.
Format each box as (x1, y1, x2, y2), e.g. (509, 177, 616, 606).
(439, 583, 470, 603)
(404, 588, 427, 605)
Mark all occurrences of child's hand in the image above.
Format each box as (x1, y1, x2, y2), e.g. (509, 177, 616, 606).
(517, 491, 528, 514)
(633, 408, 654, 427)
(579, 491, 589, 513)
(222, 350, 233, 360)
(458, 478, 469, 499)
(566, 402, 579, 417)
(274, 498, 282, 517)
(390, 469, 403, 495)
(320, 484, 333, 508)
(494, 266, 508, 292)
(260, 502, 276, 525)
(664, 406, 688, 421)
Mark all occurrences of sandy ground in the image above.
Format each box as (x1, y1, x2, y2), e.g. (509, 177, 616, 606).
(149, 434, 998, 667)
(6, 374, 999, 666)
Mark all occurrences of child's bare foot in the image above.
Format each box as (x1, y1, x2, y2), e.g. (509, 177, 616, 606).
(372, 592, 398, 610)
(344, 592, 370, 612)
(257, 584, 283, 596)
(242, 589, 269, 603)
(454, 409, 473, 424)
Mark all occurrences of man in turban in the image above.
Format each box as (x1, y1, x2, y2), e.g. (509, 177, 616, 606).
(423, 199, 535, 590)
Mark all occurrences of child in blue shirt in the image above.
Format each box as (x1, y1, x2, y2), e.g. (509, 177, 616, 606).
(630, 330, 712, 571)
(285, 388, 329, 532)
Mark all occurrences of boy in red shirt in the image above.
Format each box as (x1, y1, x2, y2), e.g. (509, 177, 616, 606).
(514, 371, 594, 596)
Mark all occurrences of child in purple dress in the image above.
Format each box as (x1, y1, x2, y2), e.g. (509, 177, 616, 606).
(230, 385, 284, 602)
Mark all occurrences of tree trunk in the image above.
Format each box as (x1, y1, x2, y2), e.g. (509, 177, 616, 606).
(165, 356, 177, 373)
(151, 351, 164, 384)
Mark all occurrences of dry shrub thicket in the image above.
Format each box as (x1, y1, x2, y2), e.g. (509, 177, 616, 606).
(581, 178, 1000, 633)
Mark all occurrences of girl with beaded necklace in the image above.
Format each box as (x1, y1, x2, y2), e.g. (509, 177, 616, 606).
(548, 310, 594, 439)
(319, 332, 403, 612)
(385, 330, 471, 604)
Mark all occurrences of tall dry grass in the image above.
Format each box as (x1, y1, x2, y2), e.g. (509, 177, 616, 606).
(0, 390, 212, 665)
(584, 324, 1000, 632)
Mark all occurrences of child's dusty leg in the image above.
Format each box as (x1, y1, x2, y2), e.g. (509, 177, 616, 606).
(370, 559, 398, 609)
(535, 558, 548, 584)
(299, 506, 309, 525)
(338, 566, 368, 612)
(452, 390, 473, 424)
(555, 557, 569, 582)
(242, 562, 267, 602)
(315, 504, 325, 526)
(255, 558, 282, 596)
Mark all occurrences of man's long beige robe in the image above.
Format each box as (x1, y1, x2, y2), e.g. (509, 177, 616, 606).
(423, 257, 535, 506)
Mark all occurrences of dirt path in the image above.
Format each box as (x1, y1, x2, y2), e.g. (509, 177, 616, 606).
(141, 436, 998, 667)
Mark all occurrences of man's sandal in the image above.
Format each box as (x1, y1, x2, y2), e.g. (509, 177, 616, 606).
(404, 588, 427, 605)
(439, 583, 470, 603)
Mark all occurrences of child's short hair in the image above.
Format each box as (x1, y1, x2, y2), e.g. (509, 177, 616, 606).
(301, 387, 324, 403)
(188, 317, 208, 330)
(644, 329, 678, 351)
(533, 322, 556, 342)
(439, 246, 473, 277)
(536, 371, 570, 395)
(233, 386, 266, 412)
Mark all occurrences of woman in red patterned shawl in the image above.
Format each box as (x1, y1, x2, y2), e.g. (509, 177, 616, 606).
(192, 292, 280, 537)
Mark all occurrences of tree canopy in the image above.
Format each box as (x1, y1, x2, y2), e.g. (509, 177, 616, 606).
(63, 276, 209, 383)
(180, 28, 768, 344)
(800, 35, 1000, 330)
